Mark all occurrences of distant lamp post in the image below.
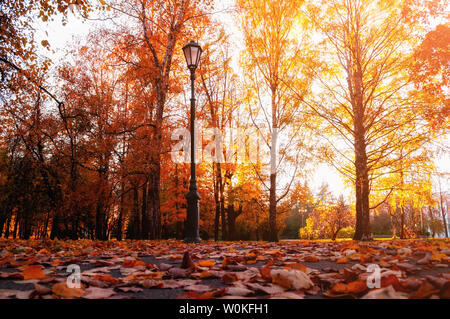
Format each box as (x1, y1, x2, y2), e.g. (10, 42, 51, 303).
(183, 41, 202, 243)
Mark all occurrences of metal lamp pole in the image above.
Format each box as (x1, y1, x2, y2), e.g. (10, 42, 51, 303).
(183, 41, 202, 243)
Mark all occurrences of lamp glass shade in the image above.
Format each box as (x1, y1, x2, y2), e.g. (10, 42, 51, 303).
(183, 41, 202, 69)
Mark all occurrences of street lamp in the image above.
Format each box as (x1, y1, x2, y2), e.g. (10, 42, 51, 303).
(183, 41, 202, 243)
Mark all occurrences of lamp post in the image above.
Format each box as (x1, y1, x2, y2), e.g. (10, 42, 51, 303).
(183, 41, 202, 243)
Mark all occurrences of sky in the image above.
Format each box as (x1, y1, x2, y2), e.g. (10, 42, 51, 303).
(34, 1, 449, 201)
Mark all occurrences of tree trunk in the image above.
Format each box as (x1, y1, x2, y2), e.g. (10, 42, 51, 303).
(400, 205, 406, 239)
(269, 90, 278, 242)
(147, 164, 161, 239)
(213, 164, 220, 241)
(0, 215, 5, 238)
(221, 172, 228, 240)
(12, 213, 18, 239)
(95, 173, 107, 240)
(269, 172, 278, 242)
(332, 229, 340, 241)
(351, 58, 371, 240)
(439, 179, 449, 238)
(130, 185, 140, 239)
(141, 181, 148, 239)
(117, 181, 125, 240)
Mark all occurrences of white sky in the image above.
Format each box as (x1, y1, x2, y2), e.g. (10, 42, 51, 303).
(34, 1, 449, 200)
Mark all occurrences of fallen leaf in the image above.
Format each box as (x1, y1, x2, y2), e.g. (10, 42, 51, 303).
(336, 257, 350, 264)
(270, 291, 304, 299)
(270, 269, 313, 290)
(196, 260, 216, 267)
(34, 283, 51, 295)
(362, 285, 408, 299)
(222, 272, 238, 284)
(430, 254, 446, 262)
(303, 255, 319, 262)
(83, 287, 116, 299)
(52, 282, 84, 299)
(225, 286, 253, 296)
(411, 281, 440, 299)
(93, 274, 121, 285)
(23, 265, 47, 280)
(327, 280, 367, 297)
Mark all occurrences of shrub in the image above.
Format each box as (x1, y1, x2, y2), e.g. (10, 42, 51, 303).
(337, 226, 355, 239)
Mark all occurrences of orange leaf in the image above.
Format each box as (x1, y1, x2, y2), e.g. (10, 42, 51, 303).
(10, 257, 37, 267)
(246, 252, 256, 259)
(52, 282, 84, 299)
(177, 291, 214, 299)
(196, 260, 215, 267)
(259, 266, 272, 281)
(411, 281, 440, 299)
(336, 257, 349, 264)
(381, 274, 409, 292)
(200, 271, 213, 278)
(222, 273, 238, 284)
(347, 281, 367, 294)
(303, 255, 318, 262)
(23, 265, 47, 280)
(122, 259, 137, 267)
(430, 254, 446, 262)
(331, 280, 367, 295)
(289, 263, 307, 272)
(51, 259, 61, 266)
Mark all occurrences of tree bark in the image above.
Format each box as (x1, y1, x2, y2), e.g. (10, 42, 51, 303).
(269, 172, 278, 242)
(439, 178, 449, 238)
(141, 181, 148, 239)
(117, 181, 125, 240)
(350, 48, 371, 241)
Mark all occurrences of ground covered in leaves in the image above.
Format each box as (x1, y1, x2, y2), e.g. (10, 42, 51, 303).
(0, 239, 449, 299)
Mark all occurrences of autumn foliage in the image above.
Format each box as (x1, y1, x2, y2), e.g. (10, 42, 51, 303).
(0, 0, 448, 242)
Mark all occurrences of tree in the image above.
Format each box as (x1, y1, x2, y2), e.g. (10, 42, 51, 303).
(293, 0, 439, 240)
(197, 28, 238, 241)
(0, 0, 96, 105)
(237, 0, 311, 242)
(106, 0, 213, 239)
(410, 24, 449, 129)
